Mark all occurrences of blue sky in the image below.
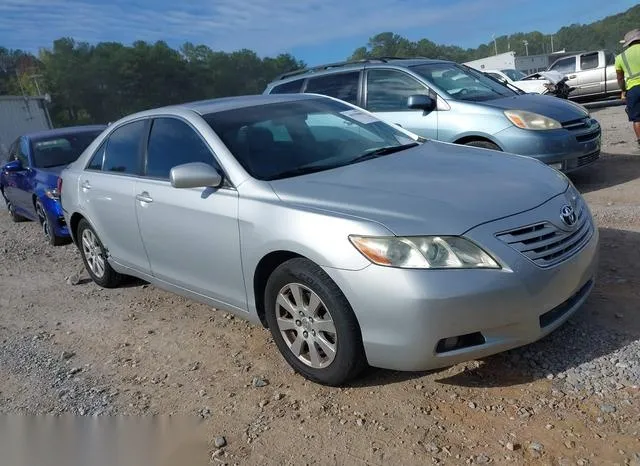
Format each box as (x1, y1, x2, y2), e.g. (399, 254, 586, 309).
(0, 0, 637, 65)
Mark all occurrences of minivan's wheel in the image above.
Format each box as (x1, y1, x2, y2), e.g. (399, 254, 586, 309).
(264, 258, 366, 386)
(77, 218, 122, 288)
(464, 140, 501, 151)
(35, 199, 65, 246)
(2, 190, 26, 222)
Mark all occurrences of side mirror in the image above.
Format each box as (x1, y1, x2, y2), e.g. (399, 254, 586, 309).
(3, 160, 24, 172)
(407, 94, 437, 112)
(170, 162, 223, 189)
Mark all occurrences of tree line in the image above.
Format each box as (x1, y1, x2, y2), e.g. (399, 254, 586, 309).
(1, 4, 637, 127)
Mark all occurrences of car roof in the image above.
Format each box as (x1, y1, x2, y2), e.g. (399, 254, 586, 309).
(267, 57, 451, 86)
(154, 93, 325, 116)
(26, 125, 107, 142)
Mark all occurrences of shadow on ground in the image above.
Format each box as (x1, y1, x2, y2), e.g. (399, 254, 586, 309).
(571, 152, 640, 194)
(352, 227, 639, 389)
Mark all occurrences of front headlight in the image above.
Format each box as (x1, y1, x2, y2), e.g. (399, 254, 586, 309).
(504, 110, 562, 130)
(349, 236, 500, 269)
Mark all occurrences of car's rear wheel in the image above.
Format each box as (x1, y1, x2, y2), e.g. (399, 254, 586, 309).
(2, 190, 26, 222)
(77, 218, 122, 288)
(464, 140, 501, 151)
(35, 199, 65, 246)
(264, 258, 367, 386)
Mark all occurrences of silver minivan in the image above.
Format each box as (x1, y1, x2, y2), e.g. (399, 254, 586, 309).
(264, 58, 602, 172)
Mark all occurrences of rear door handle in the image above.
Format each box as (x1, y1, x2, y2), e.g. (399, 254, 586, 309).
(136, 191, 153, 203)
(81, 180, 91, 190)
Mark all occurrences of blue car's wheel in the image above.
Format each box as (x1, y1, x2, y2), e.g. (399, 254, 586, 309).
(35, 199, 65, 246)
(2, 190, 26, 223)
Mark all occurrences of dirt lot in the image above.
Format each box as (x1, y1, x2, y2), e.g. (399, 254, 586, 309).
(1, 105, 639, 466)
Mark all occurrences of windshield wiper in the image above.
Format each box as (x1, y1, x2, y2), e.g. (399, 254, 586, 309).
(268, 164, 337, 180)
(350, 143, 419, 164)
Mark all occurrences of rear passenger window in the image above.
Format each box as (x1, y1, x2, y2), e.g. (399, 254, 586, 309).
(305, 72, 360, 105)
(270, 80, 303, 94)
(145, 118, 216, 180)
(86, 141, 106, 171)
(103, 120, 145, 175)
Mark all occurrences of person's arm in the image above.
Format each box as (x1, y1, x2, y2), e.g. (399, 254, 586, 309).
(615, 55, 626, 100)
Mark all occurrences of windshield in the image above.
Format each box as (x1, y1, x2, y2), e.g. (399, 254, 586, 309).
(203, 98, 417, 180)
(501, 69, 526, 81)
(410, 63, 516, 102)
(31, 131, 102, 168)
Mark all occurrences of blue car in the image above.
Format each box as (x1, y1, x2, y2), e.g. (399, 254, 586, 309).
(0, 125, 106, 245)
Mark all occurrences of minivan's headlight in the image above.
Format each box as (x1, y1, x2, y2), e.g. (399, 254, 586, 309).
(349, 236, 500, 269)
(504, 110, 562, 130)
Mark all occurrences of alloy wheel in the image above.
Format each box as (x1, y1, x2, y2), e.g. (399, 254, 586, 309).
(35, 202, 50, 239)
(275, 283, 337, 369)
(81, 228, 106, 278)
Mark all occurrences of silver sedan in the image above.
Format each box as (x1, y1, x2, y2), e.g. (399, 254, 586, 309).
(59, 94, 599, 386)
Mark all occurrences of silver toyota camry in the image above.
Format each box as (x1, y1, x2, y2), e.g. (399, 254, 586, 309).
(59, 94, 599, 386)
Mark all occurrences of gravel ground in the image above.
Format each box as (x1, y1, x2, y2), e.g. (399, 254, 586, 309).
(1, 105, 639, 465)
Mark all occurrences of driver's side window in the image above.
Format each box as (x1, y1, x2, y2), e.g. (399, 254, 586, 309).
(366, 69, 429, 112)
(16, 140, 29, 166)
(550, 57, 576, 74)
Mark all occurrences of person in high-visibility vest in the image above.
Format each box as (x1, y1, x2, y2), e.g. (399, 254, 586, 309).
(616, 29, 640, 148)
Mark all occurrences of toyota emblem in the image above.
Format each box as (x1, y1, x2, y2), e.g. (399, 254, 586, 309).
(560, 205, 577, 227)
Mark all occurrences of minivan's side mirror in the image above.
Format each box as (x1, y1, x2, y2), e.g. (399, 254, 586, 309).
(407, 94, 436, 112)
(170, 162, 223, 189)
(3, 159, 24, 172)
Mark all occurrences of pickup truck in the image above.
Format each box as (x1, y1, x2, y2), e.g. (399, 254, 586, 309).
(547, 50, 620, 100)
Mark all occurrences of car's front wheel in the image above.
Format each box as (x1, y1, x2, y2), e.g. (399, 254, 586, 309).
(35, 199, 66, 246)
(264, 258, 367, 386)
(77, 218, 122, 288)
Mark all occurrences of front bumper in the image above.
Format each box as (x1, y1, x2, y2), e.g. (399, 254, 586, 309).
(496, 118, 601, 173)
(323, 196, 599, 372)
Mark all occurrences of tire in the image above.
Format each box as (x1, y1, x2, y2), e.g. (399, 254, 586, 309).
(264, 258, 367, 386)
(77, 218, 122, 288)
(35, 199, 66, 246)
(464, 140, 501, 151)
(2, 189, 26, 222)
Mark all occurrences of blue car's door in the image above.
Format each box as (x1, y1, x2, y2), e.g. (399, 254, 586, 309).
(10, 138, 37, 217)
(2, 141, 20, 208)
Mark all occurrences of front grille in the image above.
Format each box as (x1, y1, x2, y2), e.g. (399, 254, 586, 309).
(539, 279, 593, 328)
(577, 151, 600, 167)
(562, 117, 589, 130)
(496, 198, 593, 268)
(576, 128, 600, 143)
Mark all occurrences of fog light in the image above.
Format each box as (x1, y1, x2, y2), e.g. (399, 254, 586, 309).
(549, 162, 563, 170)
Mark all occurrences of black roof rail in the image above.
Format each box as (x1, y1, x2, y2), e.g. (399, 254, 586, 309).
(370, 56, 431, 60)
(274, 58, 390, 81)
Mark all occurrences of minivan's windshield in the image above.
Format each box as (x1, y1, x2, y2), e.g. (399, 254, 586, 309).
(204, 98, 418, 180)
(31, 131, 103, 168)
(410, 63, 517, 102)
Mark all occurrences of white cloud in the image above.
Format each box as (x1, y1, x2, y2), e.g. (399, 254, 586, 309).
(0, 0, 519, 55)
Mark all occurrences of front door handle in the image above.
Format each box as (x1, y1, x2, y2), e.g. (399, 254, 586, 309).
(568, 74, 577, 79)
(81, 180, 91, 190)
(136, 191, 153, 203)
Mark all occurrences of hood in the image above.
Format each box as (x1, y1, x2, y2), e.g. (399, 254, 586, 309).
(269, 142, 568, 236)
(481, 93, 587, 123)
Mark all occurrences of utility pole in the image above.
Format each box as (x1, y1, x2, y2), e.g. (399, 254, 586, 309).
(30, 74, 43, 96)
(550, 35, 555, 53)
(492, 34, 498, 55)
(523, 40, 529, 56)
